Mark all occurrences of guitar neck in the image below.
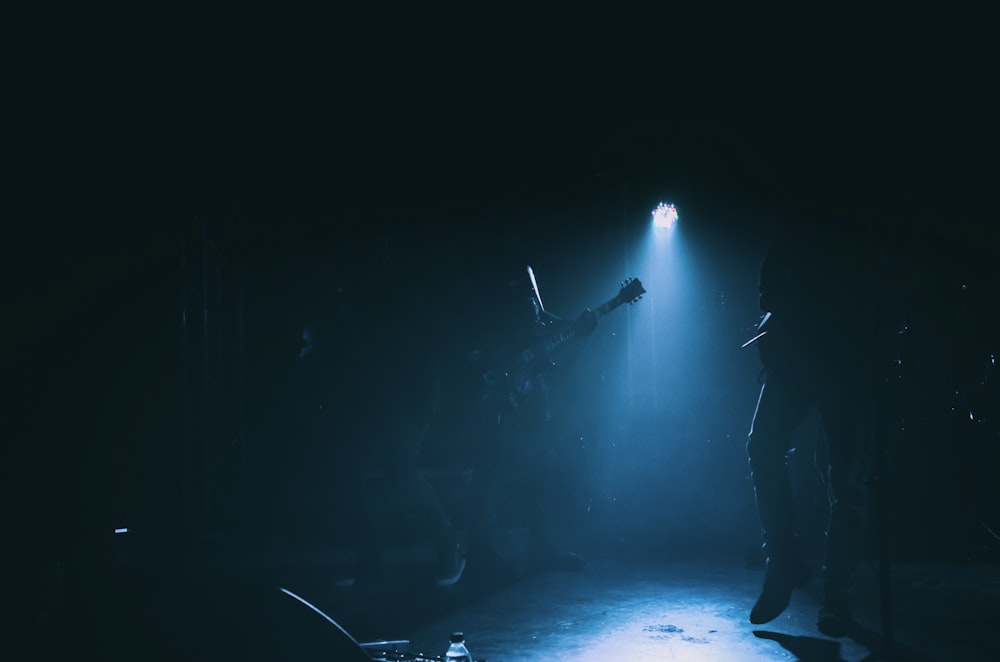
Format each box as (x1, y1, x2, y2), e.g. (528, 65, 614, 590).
(593, 294, 623, 319)
(536, 292, 623, 355)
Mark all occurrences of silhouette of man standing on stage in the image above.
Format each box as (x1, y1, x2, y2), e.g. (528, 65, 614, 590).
(283, 244, 467, 589)
(745, 211, 877, 636)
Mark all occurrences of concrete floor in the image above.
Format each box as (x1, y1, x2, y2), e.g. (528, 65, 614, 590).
(30, 537, 1000, 661)
(346, 557, 996, 661)
(235, 543, 998, 662)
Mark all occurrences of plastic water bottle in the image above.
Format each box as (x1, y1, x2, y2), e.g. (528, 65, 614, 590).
(444, 631, 472, 661)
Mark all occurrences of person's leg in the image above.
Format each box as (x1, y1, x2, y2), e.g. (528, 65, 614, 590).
(332, 453, 384, 588)
(388, 443, 467, 587)
(412, 468, 467, 586)
(467, 430, 510, 571)
(469, 403, 538, 575)
(524, 449, 586, 572)
(504, 389, 585, 574)
(747, 378, 813, 624)
(816, 383, 872, 635)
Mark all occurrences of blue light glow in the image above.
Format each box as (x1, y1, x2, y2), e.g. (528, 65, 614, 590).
(114, 527, 128, 534)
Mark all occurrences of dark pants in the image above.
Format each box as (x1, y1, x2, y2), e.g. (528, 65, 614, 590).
(747, 363, 872, 590)
(471, 379, 568, 562)
(328, 425, 458, 570)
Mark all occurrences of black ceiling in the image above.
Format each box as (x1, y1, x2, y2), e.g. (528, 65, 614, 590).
(8, 26, 999, 370)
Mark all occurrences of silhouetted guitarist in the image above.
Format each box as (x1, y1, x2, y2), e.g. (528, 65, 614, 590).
(466, 270, 645, 575)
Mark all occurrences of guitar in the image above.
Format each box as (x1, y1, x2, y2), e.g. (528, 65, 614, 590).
(504, 276, 646, 407)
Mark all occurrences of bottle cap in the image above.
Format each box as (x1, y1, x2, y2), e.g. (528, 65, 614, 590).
(450, 632, 465, 643)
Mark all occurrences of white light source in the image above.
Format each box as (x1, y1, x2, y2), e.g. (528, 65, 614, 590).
(652, 202, 678, 229)
(114, 527, 128, 534)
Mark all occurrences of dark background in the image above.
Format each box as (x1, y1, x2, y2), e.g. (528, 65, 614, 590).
(7, 15, 1000, 650)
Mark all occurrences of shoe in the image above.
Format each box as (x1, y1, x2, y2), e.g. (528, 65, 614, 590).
(434, 543, 467, 587)
(817, 589, 853, 637)
(749, 559, 810, 624)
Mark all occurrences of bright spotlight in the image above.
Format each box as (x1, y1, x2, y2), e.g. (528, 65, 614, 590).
(652, 202, 678, 229)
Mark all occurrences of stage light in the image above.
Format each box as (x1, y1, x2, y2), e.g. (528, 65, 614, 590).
(652, 202, 678, 229)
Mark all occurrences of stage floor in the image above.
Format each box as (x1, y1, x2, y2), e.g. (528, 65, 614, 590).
(242, 545, 999, 662)
(32, 539, 1000, 661)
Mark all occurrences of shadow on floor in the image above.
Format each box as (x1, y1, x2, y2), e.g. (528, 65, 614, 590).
(754, 630, 849, 662)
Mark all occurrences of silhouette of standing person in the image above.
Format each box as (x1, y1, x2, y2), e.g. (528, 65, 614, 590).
(290, 241, 466, 589)
(746, 211, 877, 636)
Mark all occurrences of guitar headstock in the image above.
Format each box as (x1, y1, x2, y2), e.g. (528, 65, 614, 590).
(616, 277, 646, 305)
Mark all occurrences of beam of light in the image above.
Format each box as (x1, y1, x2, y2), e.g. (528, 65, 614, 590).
(652, 202, 678, 229)
(527, 264, 545, 312)
(114, 527, 128, 534)
(627, 202, 683, 414)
